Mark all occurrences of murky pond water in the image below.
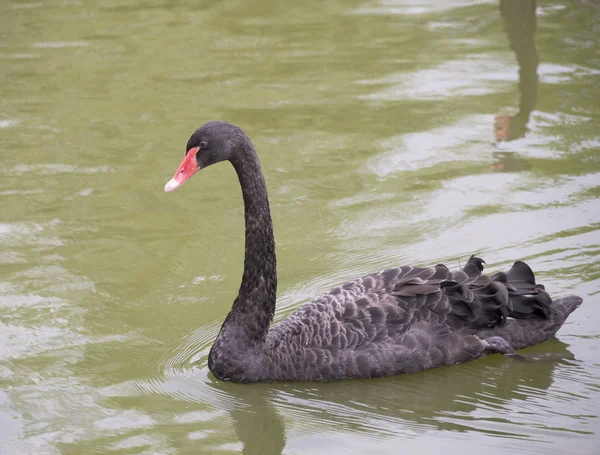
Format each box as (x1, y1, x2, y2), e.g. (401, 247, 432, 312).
(1, 0, 599, 454)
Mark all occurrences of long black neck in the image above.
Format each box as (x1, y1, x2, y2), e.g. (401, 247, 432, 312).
(219, 141, 277, 346)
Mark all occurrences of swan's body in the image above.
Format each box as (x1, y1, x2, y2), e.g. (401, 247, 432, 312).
(165, 121, 582, 383)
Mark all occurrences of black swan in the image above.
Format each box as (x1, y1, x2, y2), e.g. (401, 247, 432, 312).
(164, 120, 582, 383)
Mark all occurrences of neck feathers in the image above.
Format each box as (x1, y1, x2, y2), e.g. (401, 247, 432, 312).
(222, 142, 277, 344)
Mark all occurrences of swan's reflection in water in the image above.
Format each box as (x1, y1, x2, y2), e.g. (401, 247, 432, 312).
(207, 340, 575, 455)
(228, 387, 286, 455)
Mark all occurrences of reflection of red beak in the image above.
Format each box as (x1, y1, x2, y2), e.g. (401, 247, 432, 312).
(164, 147, 200, 193)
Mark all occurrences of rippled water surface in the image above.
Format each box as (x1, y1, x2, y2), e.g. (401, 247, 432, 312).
(1, 0, 599, 454)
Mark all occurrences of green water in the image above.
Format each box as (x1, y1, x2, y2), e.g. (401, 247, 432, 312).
(1, 0, 599, 453)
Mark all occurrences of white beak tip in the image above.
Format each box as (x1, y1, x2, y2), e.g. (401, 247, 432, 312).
(164, 178, 180, 193)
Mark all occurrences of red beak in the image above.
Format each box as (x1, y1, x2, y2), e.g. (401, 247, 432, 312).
(164, 147, 200, 193)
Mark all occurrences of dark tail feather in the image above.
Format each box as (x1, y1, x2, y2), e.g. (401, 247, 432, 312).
(447, 256, 508, 329)
(471, 259, 583, 351)
(480, 294, 583, 350)
(493, 260, 553, 320)
(462, 255, 485, 277)
(448, 257, 582, 336)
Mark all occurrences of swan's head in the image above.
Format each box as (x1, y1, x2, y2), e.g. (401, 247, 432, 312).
(164, 120, 245, 193)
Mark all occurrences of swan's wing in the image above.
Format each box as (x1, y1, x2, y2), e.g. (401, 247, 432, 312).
(265, 256, 560, 380)
(270, 256, 512, 350)
(325, 263, 453, 349)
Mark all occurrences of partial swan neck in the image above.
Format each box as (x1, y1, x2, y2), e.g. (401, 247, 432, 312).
(218, 141, 277, 346)
(235, 145, 277, 314)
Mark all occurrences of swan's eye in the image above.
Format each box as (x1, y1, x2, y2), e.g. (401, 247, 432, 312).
(199, 141, 208, 149)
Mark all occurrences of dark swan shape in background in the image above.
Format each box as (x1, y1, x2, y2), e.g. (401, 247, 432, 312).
(164, 121, 582, 383)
